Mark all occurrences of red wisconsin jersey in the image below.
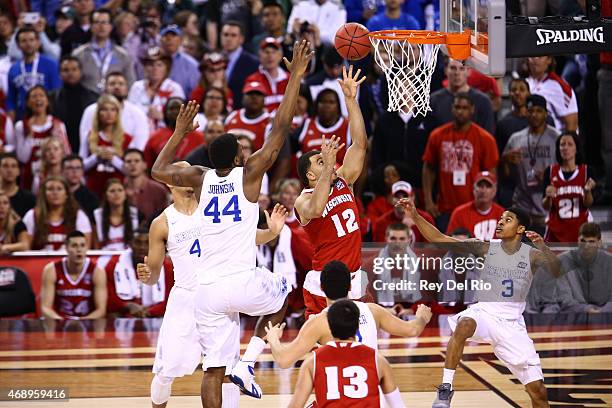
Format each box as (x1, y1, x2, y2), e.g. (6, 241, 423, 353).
(446, 201, 506, 241)
(53, 257, 96, 318)
(85, 132, 133, 197)
(225, 109, 270, 150)
(312, 342, 380, 408)
(298, 117, 351, 163)
(33, 217, 69, 250)
(545, 164, 591, 242)
(298, 178, 361, 272)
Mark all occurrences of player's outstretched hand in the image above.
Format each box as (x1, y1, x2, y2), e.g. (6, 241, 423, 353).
(283, 39, 314, 76)
(338, 65, 366, 99)
(264, 321, 286, 342)
(136, 256, 151, 283)
(415, 304, 432, 324)
(175, 100, 200, 136)
(396, 197, 418, 219)
(320, 135, 345, 169)
(525, 230, 545, 249)
(265, 203, 288, 236)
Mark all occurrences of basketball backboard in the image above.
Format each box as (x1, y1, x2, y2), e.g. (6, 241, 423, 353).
(440, 0, 507, 76)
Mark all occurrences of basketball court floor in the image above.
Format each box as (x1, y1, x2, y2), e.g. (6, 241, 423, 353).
(1, 314, 610, 407)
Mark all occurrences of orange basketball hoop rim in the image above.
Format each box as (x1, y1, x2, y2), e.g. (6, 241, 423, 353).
(368, 29, 471, 61)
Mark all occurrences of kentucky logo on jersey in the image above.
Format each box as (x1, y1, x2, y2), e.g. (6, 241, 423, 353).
(517, 261, 528, 269)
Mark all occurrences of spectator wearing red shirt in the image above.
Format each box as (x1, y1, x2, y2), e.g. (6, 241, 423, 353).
(123, 149, 170, 222)
(82, 94, 136, 198)
(372, 181, 434, 243)
(224, 80, 271, 150)
(422, 92, 499, 232)
(245, 37, 289, 113)
(98, 228, 173, 317)
(190, 52, 234, 112)
(446, 171, 505, 241)
(143, 97, 204, 169)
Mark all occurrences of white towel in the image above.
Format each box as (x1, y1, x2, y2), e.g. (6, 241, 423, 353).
(112, 250, 165, 305)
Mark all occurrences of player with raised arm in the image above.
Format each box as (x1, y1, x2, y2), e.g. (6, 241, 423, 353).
(294, 65, 369, 318)
(265, 260, 432, 369)
(151, 40, 313, 406)
(288, 299, 405, 408)
(136, 161, 288, 408)
(396, 199, 560, 408)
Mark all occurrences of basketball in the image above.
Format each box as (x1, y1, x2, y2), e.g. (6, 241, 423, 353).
(334, 22, 371, 60)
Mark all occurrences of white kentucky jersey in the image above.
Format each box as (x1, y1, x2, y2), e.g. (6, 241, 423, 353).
(476, 240, 533, 320)
(197, 167, 259, 284)
(163, 204, 201, 290)
(324, 301, 378, 349)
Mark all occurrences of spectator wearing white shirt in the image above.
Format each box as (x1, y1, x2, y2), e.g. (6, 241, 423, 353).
(526, 56, 578, 133)
(127, 47, 184, 130)
(288, 0, 347, 45)
(80, 71, 149, 151)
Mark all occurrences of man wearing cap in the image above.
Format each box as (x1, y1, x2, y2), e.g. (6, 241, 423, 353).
(73, 9, 135, 94)
(159, 24, 200, 98)
(502, 94, 560, 234)
(245, 37, 289, 112)
(225, 80, 271, 150)
(372, 180, 435, 243)
(446, 171, 505, 241)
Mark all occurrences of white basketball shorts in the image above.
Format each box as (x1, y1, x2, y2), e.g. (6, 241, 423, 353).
(152, 286, 201, 378)
(195, 267, 289, 371)
(448, 304, 543, 385)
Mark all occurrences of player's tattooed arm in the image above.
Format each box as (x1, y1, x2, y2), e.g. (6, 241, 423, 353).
(151, 101, 205, 188)
(396, 198, 489, 257)
(137, 214, 168, 285)
(256, 204, 288, 244)
(287, 354, 315, 408)
(337, 65, 367, 185)
(527, 231, 561, 277)
(244, 40, 313, 202)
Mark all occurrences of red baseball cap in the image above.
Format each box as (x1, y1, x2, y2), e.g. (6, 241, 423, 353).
(474, 171, 497, 185)
(260, 37, 281, 50)
(242, 81, 267, 95)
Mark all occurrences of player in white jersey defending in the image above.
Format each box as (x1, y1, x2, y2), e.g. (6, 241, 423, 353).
(137, 161, 289, 408)
(397, 199, 560, 408)
(151, 40, 313, 406)
(265, 260, 432, 371)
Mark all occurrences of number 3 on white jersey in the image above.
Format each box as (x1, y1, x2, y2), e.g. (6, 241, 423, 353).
(331, 209, 359, 237)
(325, 365, 369, 399)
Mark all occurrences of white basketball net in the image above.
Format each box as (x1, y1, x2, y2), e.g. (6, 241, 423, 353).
(370, 34, 442, 116)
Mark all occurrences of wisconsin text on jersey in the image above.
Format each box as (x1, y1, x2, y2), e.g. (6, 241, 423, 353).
(321, 180, 353, 218)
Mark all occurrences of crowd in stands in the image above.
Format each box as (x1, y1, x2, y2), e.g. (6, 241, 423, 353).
(0, 0, 610, 319)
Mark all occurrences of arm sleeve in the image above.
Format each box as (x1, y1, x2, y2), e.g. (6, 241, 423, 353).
(7, 33, 23, 61)
(40, 32, 61, 61)
(22, 210, 35, 235)
(421, 131, 438, 165)
(110, 155, 125, 173)
(14, 121, 34, 163)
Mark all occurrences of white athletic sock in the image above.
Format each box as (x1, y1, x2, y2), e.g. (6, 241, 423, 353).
(242, 336, 266, 363)
(442, 368, 455, 389)
(151, 374, 173, 405)
(221, 383, 240, 408)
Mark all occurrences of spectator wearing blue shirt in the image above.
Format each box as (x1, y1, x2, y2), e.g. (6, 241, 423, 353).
(346, 0, 437, 29)
(366, 0, 420, 32)
(7, 27, 61, 121)
(159, 25, 199, 98)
